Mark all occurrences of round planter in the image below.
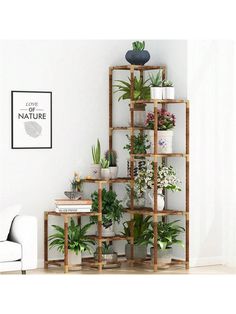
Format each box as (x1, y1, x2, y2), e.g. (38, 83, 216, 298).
(128, 103, 146, 127)
(150, 87, 163, 99)
(96, 224, 115, 237)
(163, 87, 175, 99)
(150, 247, 173, 269)
(109, 166, 118, 179)
(68, 251, 82, 270)
(148, 189, 165, 211)
(147, 130, 174, 154)
(127, 159, 146, 177)
(125, 244, 147, 260)
(101, 168, 110, 180)
(94, 252, 118, 267)
(90, 164, 101, 179)
(125, 50, 150, 65)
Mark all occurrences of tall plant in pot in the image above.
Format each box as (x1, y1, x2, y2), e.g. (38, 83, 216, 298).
(90, 188, 123, 237)
(100, 158, 110, 180)
(163, 80, 175, 99)
(124, 132, 150, 177)
(113, 76, 150, 127)
(105, 150, 118, 179)
(145, 109, 176, 153)
(90, 139, 101, 179)
(150, 220, 185, 268)
(122, 215, 153, 260)
(48, 219, 94, 270)
(125, 41, 150, 65)
(149, 71, 163, 99)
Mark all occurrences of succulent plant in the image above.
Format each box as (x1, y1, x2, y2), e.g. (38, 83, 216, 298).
(105, 150, 117, 167)
(132, 41, 145, 51)
(91, 139, 101, 164)
(163, 80, 174, 87)
(149, 71, 163, 87)
(100, 158, 110, 169)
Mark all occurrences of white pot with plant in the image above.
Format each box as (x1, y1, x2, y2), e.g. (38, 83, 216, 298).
(90, 188, 123, 237)
(149, 71, 163, 99)
(105, 150, 118, 179)
(48, 219, 94, 271)
(100, 158, 110, 180)
(90, 139, 101, 179)
(150, 220, 185, 268)
(163, 80, 175, 99)
(145, 109, 176, 154)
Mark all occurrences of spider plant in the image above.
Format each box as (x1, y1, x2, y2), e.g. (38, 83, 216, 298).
(91, 139, 101, 164)
(114, 76, 150, 101)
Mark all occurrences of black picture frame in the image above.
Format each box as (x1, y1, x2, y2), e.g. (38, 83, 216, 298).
(11, 90, 52, 149)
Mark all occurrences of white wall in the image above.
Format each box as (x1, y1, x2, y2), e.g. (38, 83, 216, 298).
(0, 40, 189, 265)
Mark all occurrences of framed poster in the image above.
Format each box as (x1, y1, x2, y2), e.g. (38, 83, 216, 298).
(11, 91, 52, 149)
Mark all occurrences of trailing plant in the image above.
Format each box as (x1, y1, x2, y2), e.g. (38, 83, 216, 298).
(48, 219, 94, 255)
(163, 80, 174, 87)
(132, 40, 145, 51)
(149, 71, 163, 87)
(90, 189, 123, 228)
(95, 242, 114, 254)
(105, 150, 117, 167)
(91, 139, 101, 164)
(122, 215, 153, 246)
(145, 109, 176, 130)
(100, 158, 109, 169)
(123, 132, 151, 156)
(70, 172, 83, 192)
(114, 76, 150, 101)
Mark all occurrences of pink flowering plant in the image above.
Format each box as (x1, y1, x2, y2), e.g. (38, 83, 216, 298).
(145, 109, 176, 130)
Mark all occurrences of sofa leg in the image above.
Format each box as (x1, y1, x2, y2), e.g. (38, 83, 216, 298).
(22, 270, 26, 275)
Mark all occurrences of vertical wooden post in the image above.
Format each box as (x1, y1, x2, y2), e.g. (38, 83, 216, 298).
(185, 100, 190, 269)
(64, 215, 69, 273)
(109, 67, 113, 151)
(44, 212, 48, 269)
(98, 182, 103, 271)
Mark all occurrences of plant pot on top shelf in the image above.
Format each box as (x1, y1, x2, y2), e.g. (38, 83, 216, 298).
(149, 71, 163, 99)
(163, 80, 175, 99)
(105, 150, 118, 179)
(90, 139, 101, 179)
(125, 41, 150, 65)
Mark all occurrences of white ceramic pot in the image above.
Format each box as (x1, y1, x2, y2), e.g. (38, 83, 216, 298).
(150, 87, 163, 99)
(109, 166, 118, 179)
(163, 87, 175, 99)
(148, 130, 173, 154)
(68, 251, 82, 270)
(96, 224, 115, 237)
(101, 168, 110, 180)
(127, 159, 146, 177)
(90, 164, 101, 179)
(148, 189, 165, 211)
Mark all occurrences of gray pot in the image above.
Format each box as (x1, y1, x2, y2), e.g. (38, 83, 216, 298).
(150, 247, 173, 268)
(125, 243, 147, 260)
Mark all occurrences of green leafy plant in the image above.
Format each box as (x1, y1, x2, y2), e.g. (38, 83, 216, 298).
(91, 139, 101, 164)
(123, 132, 151, 156)
(105, 150, 117, 167)
(90, 189, 123, 228)
(114, 77, 150, 101)
(48, 219, 94, 255)
(149, 71, 163, 87)
(132, 41, 145, 51)
(163, 80, 174, 87)
(100, 158, 109, 169)
(122, 215, 153, 246)
(70, 172, 82, 191)
(95, 242, 114, 254)
(145, 109, 176, 130)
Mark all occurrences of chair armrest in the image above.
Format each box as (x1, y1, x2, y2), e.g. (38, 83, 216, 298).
(9, 215, 37, 270)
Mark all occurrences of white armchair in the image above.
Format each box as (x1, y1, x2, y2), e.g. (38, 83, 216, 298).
(0, 215, 37, 274)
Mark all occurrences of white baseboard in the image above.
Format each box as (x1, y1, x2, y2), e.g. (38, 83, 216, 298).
(190, 256, 223, 267)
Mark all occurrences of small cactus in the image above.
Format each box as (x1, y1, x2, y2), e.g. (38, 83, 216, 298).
(105, 150, 117, 167)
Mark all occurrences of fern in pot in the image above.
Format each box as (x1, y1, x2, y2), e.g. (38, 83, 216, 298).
(105, 150, 118, 179)
(48, 219, 94, 270)
(90, 139, 101, 179)
(90, 189, 123, 237)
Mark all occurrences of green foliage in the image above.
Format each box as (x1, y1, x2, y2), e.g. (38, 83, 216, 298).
(132, 41, 145, 51)
(105, 150, 117, 167)
(95, 242, 114, 254)
(100, 158, 109, 169)
(91, 139, 101, 164)
(163, 80, 174, 87)
(149, 71, 163, 87)
(48, 219, 94, 255)
(123, 132, 151, 155)
(90, 189, 123, 228)
(114, 76, 150, 101)
(122, 215, 153, 246)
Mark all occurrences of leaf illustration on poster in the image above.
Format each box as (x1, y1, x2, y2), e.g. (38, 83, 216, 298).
(11, 91, 52, 149)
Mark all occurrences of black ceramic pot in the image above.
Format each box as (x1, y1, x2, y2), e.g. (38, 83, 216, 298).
(125, 50, 150, 65)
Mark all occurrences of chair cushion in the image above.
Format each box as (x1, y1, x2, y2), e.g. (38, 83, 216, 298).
(0, 204, 21, 241)
(0, 241, 22, 262)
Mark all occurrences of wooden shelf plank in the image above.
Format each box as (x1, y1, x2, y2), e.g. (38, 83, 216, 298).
(88, 234, 131, 241)
(131, 153, 188, 158)
(82, 177, 131, 184)
(110, 65, 166, 71)
(134, 99, 189, 104)
(124, 208, 187, 216)
(46, 211, 99, 217)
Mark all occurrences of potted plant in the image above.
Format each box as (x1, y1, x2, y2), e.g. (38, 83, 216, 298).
(48, 219, 94, 270)
(64, 172, 83, 200)
(145, 109, 176, 153)
(149, 71, 163, 99)
(125, 40, 150, 65)
(163, 80, 175, 99)
(114, 76, 150, 127)
(100, 158, 110, 180)
(123, 132, 150, 177)
(90, 188, 123, 237)
(122, 215, 153, 260)
(105, 150, 118, 179)
(94, 242, 118, 267)
(90, 139, 101, 179)
(150, 220, 185, 268)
